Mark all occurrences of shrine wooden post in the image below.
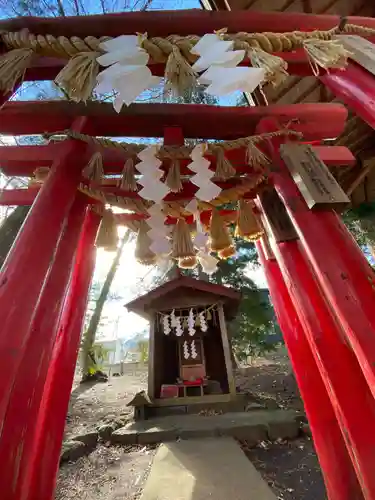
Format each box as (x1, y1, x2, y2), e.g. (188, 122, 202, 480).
(26, 209, 101, 500)
(256, 240, 361, 500)
(0, 128, 91, 427)
(257, 117, 375, 401)
(0, 195, 89, 500)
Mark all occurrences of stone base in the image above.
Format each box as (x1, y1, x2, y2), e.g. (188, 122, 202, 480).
(111, 410, 300, 446)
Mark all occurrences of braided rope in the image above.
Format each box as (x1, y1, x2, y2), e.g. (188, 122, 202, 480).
(2, 23, 374, 60)
(46, 128, 301, 158)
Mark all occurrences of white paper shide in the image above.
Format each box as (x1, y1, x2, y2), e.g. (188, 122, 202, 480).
(191, 32, 265, 96)
(96, 34, 162, 111)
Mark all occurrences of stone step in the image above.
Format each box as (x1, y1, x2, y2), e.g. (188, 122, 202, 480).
(111, 409, 300, 446)
(140, 437, 277, 500)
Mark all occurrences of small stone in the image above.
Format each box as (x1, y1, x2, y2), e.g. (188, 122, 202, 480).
(60, 441, 87, 462)
(72, 431, 98, 449)
(98, 424, 115, 441)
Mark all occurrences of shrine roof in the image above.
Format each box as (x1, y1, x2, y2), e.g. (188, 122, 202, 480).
(125, 275, 240, 319)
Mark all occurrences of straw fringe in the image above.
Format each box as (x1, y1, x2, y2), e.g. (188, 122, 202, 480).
(246, 141, 271, 170)
(119, 158, 137, 191)
(55, 52, 100, 102)
(209, 209, 233, 253)
(171, 218, 195, 259)
(218, 245, 236, 259)
(135, 220, 156, 265)
(166, 159, 183, 192)
(178, 256, 198, 269)
(303, 39, 351, 75)
(0, 48, 33, 92)
(164, 46, 197, 95)
(96, 209, 118, 251)
(83, 152, 104, 183)
(248, 47, 288, 87)
(214, 149, 236, 180)
(235, 199, 264, 241)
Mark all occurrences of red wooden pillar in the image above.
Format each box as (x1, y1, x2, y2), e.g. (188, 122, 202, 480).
(26, 209, 100, 500)
(0, 129, 90, 426)
(256, 240, 361, 500)
(257, 118, 375, 400)
(0, 195, 88, 499)
(260, 225, 375, 497)
(320, 63, 375, 130)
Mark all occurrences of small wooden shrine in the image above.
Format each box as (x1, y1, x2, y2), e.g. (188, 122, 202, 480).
(125, 275, 240, 407)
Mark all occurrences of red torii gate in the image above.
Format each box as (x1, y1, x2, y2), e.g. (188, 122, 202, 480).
(0, 8, 375, 500)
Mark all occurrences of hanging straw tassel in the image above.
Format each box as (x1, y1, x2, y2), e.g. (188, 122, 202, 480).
(209, 209, 234, 258)
(0, 48, 34, 92)
(246, 140, 271, 171)
(166, 159, 182, 192)
(214, 149, 236, 180)
(83, 152, 104, 183)
(96, 209, 118, 252)
(179, 256, 198, 269)
(55, 52, 100, 102)
(302, 39, 351, 75)
(248, 47, 288, 87)
(135, 220, 156, 265)
(218, 246, 236, 259)
(165, 46, 197, 95)
(235, 199, 264, 241)
(118, 158, 137, 191)
(171, 218, 196, 260)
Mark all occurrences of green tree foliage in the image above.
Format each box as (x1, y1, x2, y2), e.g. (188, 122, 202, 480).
(343, 202, 375, 261)
(0, 206, 30, 268)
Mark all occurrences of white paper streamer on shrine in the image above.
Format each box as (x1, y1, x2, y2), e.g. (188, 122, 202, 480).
(136, 146, 170, 203)
(199, 311, 208, 332)
(146, 203, 171, 256)
(188, 144, 221, 202)
(188, 308, 196, 336)
(191, 340, 198, 359)
(175, 315, 183, 336)
(170, 309, 177, 329)
(163, 314, 171, 335)
(191, 33, 265, 97)
(95, 34, 162, 111)
(183, 340, 190, 360)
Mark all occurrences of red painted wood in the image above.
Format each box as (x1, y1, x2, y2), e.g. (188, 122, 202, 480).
(260, 227, 375, 496)
(0, 129, 90, 433)
(0, 196, 88, 500)
(0, 144, 355, 177)
(0, 101, 347, 140)
(321, 62, 375, 130)
(256, 241, 361, 500)
(26, 210, 100, 500)
(258, 117, 375, 405)
(1, 10, 375, 38)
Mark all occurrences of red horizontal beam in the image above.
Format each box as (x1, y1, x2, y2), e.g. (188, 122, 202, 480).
(2, 10, 375, 38)
(0, 101, 347, 140)
(0, 188, 96, 206)
(0, 143, 355, 177)
(320, 62, 375, 131)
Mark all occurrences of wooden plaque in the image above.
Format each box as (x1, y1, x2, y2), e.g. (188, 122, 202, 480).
(337, 35, 375, 77)
(280, 143, 350, 210)
(258, 188, 298, 243)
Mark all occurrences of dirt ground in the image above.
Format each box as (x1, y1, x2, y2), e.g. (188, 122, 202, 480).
(56, 349, 326, 500)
